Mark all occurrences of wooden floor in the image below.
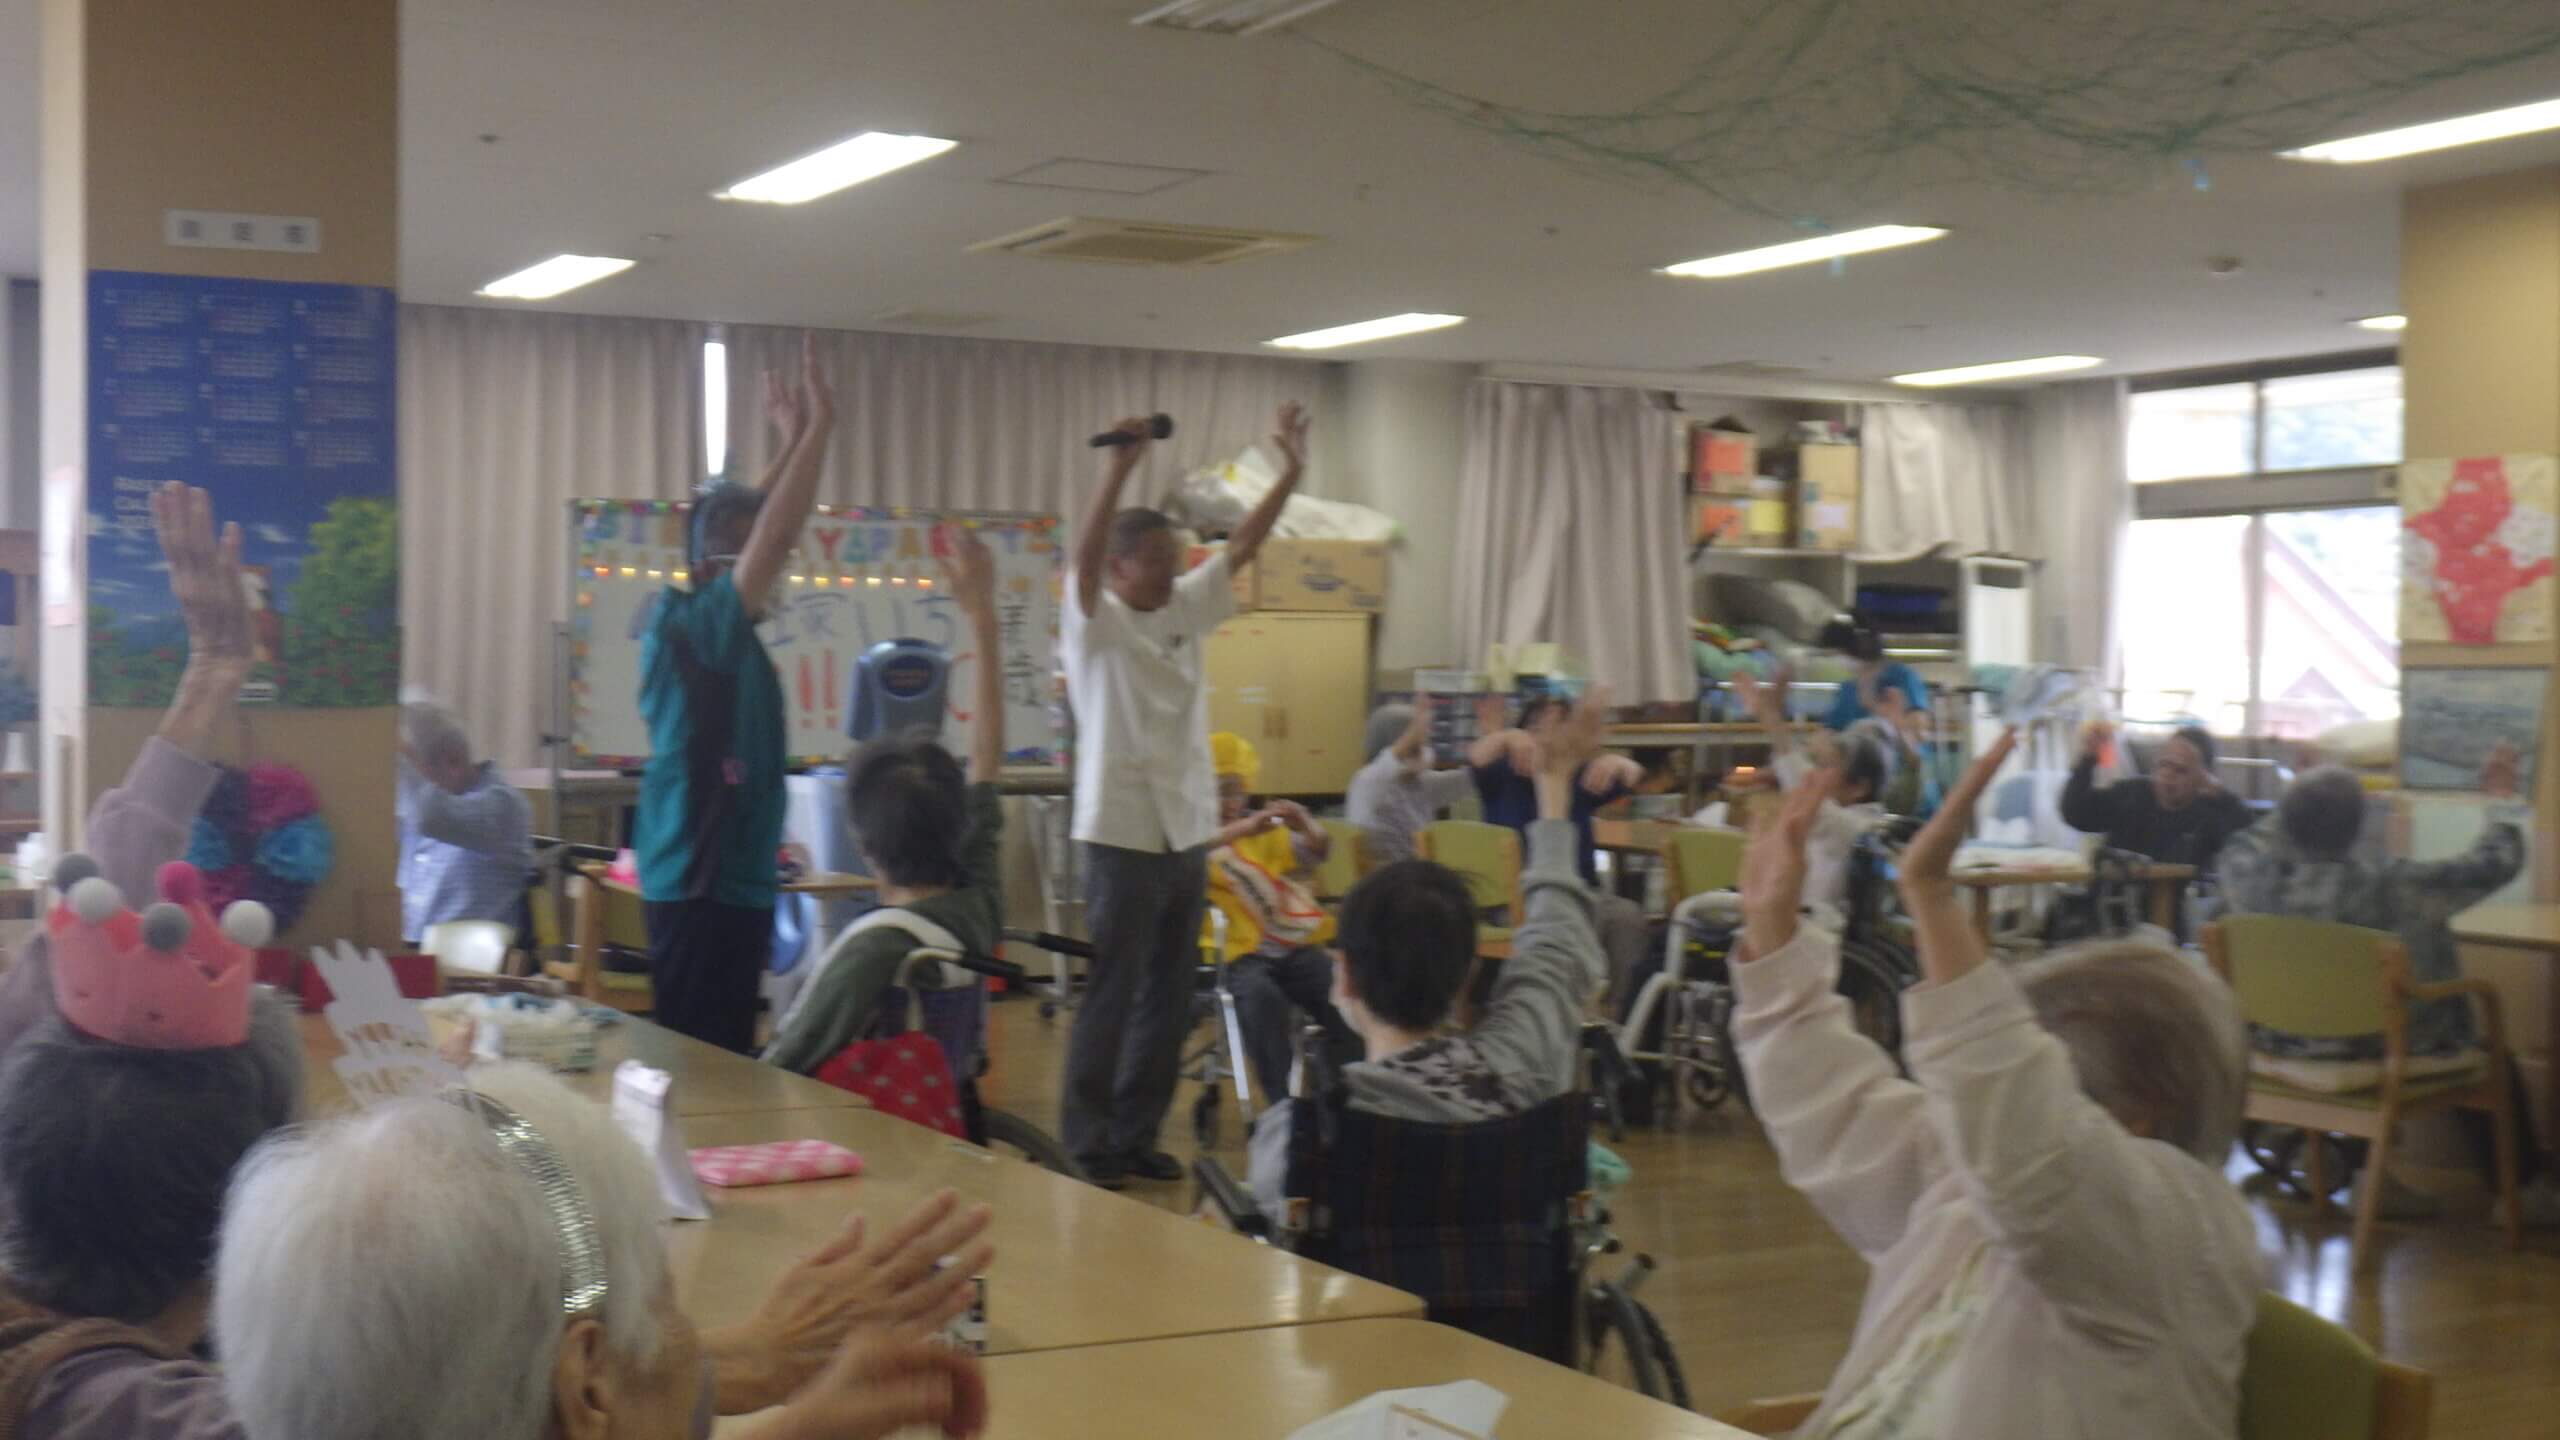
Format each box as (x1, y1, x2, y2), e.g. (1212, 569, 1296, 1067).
(972, 991, 2560, 1436)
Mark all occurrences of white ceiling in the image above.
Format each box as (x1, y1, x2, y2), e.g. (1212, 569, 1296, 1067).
(7, 0, 2560, 382)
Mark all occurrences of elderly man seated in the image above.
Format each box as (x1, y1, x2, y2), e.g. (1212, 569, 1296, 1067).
(1731, 733, 2257, 1438)
(218, 1063, 994, 1440)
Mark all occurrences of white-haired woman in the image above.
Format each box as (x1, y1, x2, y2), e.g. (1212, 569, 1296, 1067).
(1731, 733, 2258, 1438)
(217, 1064, 992, 1440)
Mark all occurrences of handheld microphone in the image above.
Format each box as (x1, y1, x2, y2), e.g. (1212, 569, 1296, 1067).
(1089, 414, 1175, 449)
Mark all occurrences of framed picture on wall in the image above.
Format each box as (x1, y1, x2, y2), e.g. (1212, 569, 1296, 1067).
(2398, 665, 2545, 790)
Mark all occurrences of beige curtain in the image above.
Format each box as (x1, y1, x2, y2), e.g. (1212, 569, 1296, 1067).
(1452, 381, 1691, 703)
(399, 305, 705, 769)
(1853, 400, 2035, 562)
(718, 325, 1328, 516)
(2026, 378, 2131, 675)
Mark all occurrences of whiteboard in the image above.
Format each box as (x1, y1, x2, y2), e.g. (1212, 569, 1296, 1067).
(568, 499, 1062, 769)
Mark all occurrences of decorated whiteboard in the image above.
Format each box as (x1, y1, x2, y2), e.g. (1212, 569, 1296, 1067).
(2400, 455, 2557, 646)
(568, 500, 1062, 769)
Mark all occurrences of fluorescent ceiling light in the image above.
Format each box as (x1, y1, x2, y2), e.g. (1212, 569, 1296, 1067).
(718, 132, 957, 205)
(2353, 313, 2408, 332)
(1660, 225, 1948, 279)
(476, 254, 635, 301)
(1266, 312, 1466, 350)
(2284, 97, 2560, 163)
(1892, 354, 2102, 387)
(1133, 0, 1350, 36)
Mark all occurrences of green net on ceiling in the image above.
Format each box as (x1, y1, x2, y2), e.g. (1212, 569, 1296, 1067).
(1312, 0, 2560, 222)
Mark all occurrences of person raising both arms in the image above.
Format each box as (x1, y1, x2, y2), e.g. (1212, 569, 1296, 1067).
(1058, 402, 1308, 1189)
(2060, 720, 2254, 871)
(633, 334, 835, 1053)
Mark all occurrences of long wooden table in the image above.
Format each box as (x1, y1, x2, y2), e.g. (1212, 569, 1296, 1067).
(2450, 902, 2560, 1150)
(1953, 860, 2196, 939)
(667, 1106, 1422, 1356)
(947, 1320, 1745, 1439)
(296, 1010, 868, 1118)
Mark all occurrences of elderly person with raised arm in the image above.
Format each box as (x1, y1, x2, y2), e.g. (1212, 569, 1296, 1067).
(397, 700, 533, 944)
(218, 1063, 995, 1440)
(1731, 734, 2257, 1438)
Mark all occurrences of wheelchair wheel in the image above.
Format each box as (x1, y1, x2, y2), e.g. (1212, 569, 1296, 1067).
(1682, 1063, 1730, 1113)
(2241, 1121, 2360, 1202)
(978, 1109, 1086, 1181)
(1038, 1000, 1060, 1021)
(1836, 938, 1911, 1066)
(1191, 1087, 1222, 1150)
(1584, 1283, 1688, 1409)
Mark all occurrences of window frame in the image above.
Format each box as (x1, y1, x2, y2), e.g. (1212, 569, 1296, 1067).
(2127, 348, 2400, 497)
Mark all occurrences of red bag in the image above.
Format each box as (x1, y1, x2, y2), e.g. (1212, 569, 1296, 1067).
(813, 1032, 967, 1138)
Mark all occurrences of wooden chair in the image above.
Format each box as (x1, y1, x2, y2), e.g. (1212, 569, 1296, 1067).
(545, 872, 656, 1014)
(1722, 1293, 2434, 1438)
(1417, 820, 1522, 960)
(1313, 816, 1366, 902)
(2202, 915, 2522, 1272)
(1665, 825, 1745, 905)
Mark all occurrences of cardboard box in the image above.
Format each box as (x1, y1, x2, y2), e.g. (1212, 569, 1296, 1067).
(1794, 443, 1860, 552)
(1690, 425, 1758, 495)
(1744, 477, 1794, 547)
(1691, 496, 1746, 546)
(1256, 538, 1389, 613)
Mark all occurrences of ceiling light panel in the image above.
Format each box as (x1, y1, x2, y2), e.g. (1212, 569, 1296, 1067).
(2283, 97, 2560, 163)
(1266, 313, 1465, 350)
(2353, 314, 2408, 332)
(718, 132, 957, 205)
(1891, 354, 2102, 387)
(1132, 0, 1351, 36)
(477, 254, 634, 300)
(1661, 225, 1948, 279)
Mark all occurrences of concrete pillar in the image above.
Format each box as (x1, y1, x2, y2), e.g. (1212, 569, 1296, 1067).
(41, 0, 400, 943)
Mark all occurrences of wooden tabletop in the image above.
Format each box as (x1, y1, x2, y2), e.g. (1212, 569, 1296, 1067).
(1950, 861, 2195, 887)
(296, 1011, 868, 1118)
(1592, 817, 1686, 854)
(2452, 902, 2560, 952)
(862, 1320, 1746, 1439)
(666, 1107, 1422, 1356)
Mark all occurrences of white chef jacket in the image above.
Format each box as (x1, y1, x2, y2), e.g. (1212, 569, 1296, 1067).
(1061, 551, 1237, 853)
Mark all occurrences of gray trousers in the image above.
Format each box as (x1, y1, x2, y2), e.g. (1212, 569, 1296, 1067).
(1064, 841, 1209, 1165)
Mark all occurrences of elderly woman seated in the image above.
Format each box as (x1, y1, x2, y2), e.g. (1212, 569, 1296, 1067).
(218, 1062, 993, 1440)
(1731, 734, 2257, 1438)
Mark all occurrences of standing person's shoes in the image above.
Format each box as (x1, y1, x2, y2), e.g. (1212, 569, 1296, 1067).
(1124, 1149, 1184, 1183)
(1081, 1154, 1130, 1191)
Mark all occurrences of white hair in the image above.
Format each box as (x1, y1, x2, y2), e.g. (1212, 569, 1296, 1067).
(215, 1064, 670, 1440)
(2014, 941, 2249, 1165)
(401, 700, 474, 770)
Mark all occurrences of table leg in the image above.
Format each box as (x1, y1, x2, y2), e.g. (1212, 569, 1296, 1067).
(2148, 878, 2178, 934)
(571, 875, 605, 1003)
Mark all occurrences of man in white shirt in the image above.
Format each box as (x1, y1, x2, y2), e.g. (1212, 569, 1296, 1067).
(1060, 402, 1308, 1188)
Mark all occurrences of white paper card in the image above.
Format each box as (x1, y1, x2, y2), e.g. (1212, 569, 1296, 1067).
(1285, 1381, 1507, 1440)
(314, 941, 464, 1107)
(611, 1061, 712, 1221)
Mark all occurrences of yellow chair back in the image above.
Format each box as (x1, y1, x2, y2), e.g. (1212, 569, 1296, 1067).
(1314, 817, 1365, 900)
(1667, 826, 1745, 902)
(2206, 915, 2398, 1040)
(1417, 820, 1521, 916)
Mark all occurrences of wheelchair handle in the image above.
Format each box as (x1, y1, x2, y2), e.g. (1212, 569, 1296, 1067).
(1002, 928, 1096, 962)
(949, 951, 1032, 986)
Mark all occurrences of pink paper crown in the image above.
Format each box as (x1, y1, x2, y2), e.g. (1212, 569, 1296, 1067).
(47, 858, 274, 1050)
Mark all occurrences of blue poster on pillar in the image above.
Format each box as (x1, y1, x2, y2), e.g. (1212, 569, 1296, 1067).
(86, 270, 398, 708)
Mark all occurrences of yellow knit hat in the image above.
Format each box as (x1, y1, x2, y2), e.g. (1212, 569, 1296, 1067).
(1209, 731, 1261, 789)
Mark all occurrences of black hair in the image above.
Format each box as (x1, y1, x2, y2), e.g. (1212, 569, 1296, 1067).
(1515, 696, 1567, 731)
(1818, 617, 1885, 664)
(1334, 860, 1479, 1032)
(846, 731, 969, 889)
(689, 482, 765, 569)
(2279, 766, 2367, 862)
(2169, 725, 2218, 770)
(1106, 508, 1175, 559)
(0, 989, 301, 1321)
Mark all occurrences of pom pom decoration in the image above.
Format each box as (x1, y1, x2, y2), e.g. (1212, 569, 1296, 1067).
(244, 763, 320, 830)
(219, 900, 276, 949)
(185, 818, 233, 874)
(50, 853, 101, 893)
(187, 763, 333, 940)
(69, 877, 123, 925)
(140, 902, 192, 952)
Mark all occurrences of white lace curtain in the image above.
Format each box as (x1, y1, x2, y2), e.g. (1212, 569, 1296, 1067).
(1852, 400, 2035, 563)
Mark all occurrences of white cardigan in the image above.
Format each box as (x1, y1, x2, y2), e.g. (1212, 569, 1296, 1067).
(1732, 931, 2259, 1439)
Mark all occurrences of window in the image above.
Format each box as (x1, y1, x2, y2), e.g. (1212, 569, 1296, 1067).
(2128, 365, 2400, 482)
(2119, 505, 2400, 739)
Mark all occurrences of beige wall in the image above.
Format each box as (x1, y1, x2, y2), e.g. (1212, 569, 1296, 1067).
(44, 0, 401, 946)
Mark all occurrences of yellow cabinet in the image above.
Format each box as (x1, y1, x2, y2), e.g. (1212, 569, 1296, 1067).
(1204, 612, 1372, 795)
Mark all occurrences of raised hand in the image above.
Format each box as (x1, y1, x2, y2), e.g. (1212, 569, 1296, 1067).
(1739, 770, 1830, 961)
(765, 366, 806, 442)
(151, 482, 252, 668)
(762, 1327, 989, 1440)
(1472, 693, 1509, 738)
(1900, 729, 2017, 902)
(1547, 687, 1612, 778)
(936, 525, 998, 620)
(1272, 401, 1309, 472)
(2079, 718, 2115, 762)
(2481, 741, 2522, 800)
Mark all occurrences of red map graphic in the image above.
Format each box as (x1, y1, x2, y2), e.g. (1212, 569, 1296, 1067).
(2406, 458, 2554, 645)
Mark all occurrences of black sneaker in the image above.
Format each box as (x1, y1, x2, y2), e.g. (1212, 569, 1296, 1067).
(1080, 1155, 1129, 1191)
(1124, 1149, 1183, 1183)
